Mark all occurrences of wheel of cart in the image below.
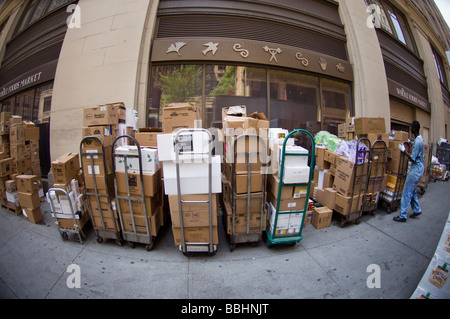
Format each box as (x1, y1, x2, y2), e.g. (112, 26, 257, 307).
(336, 137, 371, 228)
(381, 141, 411, 214)
(223, 134, 267, 252)
(264, 129, 314, 247)
(80, 136, 123, 246)
(174, 128, 218, 256)
(47, 188, 86, 244)
(112, 135, 155, 251)
(362, 139, 387, 216)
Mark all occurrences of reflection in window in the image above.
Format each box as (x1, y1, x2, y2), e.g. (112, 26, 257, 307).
(388, 10, 407, 45)
(321, 79, 351, 136)
(149, 64, 350, 134)
(269, 70, 319, 134)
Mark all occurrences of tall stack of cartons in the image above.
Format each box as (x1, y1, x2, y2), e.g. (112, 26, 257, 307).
(50, 153, 89, 230)
(385, 130, 409, 196)
(17, 175, 43, 224)
(158, 121, 221, 247)
(114, 145, 164, 237)
(221, 106, 269, 236)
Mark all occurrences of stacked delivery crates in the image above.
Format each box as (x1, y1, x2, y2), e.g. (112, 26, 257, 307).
(221, 106, 269, 251)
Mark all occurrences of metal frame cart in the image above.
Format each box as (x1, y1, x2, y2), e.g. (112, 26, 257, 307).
(223, 134, 267, 252)
(265, 129, 315, 247)
(381, 142, 411, 214)
(337, 137, 371, 227)
(48, 188, 86, 244)
(174, 128, 217, 256)
(417, 143, 433, 194)
(112, 135, 154, 251)
(362, 139, 387, 215)
(80, 136, 122, 245)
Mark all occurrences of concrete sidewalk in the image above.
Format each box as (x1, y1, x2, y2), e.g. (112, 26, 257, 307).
(0, 180, 449, 300)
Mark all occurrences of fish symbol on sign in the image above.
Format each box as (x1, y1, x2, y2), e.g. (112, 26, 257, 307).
(202, 42, 219, 56)
(166, 42, 186, 56)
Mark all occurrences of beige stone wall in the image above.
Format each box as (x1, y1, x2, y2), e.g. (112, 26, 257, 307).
(337, 0, 391, 132)
(50, 0, 158, 159)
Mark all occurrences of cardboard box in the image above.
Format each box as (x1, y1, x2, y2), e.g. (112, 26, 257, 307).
(0, 158, 12, 177)
(223, 200, 266, 234)
(84, 172, 114, 194)
(313, 187, 337, 210)
(82, 125, 117, 140)
(393, 130, 409, 142)
(16, 175, 41, 193)
(57, 211, 89, 230)
(278, 165, 310, 184)
(18, 191, 41, 209)
(168, 194, 218, 228)
(162, 155, 222, 195)
(315, 146, 330, 171)
(121, 206, 164, 236)
(135, 129, 163, 147)
(222, 105, 247, 122)
(83, 105, 119, 126)
(22, 207, 43, 224)
(117, 190, 162, 216)
(9, 123, 24, 146)
(157, 131, 212, 162)
(334, 193, 363, 216)
(52, 153, 80, 184)
(312, 207, 333, 229)
(115, 169, 161, 197)
(333, 156, 367, 196)
(172, 225, 219, 245)
(24, 125, 39, 142)
(267, 202, 304, 236)
(268, 191, 306, 212)
(114, 146, 159, 174)
(162, 103, 198, 133)
(268, 174, 297, 200)
(352, 117, 386, 135)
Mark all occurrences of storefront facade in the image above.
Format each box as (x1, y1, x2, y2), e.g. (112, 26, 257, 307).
(0, 0, 449, 168)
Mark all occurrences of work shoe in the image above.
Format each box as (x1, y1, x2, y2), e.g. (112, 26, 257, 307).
(410, 212, 422, 219)
(393, 216, 406, 223)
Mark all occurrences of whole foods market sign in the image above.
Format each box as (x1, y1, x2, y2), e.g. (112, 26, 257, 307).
(0, 72, 42, 98)
(0, 60, 57, 100)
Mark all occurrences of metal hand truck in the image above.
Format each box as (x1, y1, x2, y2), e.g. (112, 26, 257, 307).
(381, 142, 411, 214)
(174, 128, 217, 256)
(112, 135, 154, 251)
(47, 188, 86, 244)
(223, 134, 267, 252)
(337, 137, 371, 227)
(264, 129, 315, 247)
(80, 136, 122, 245)
(417, 143, 433, 194)
(362, 139, 387, 215)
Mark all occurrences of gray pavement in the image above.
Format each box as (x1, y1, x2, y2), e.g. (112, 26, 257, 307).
(0, 179, 449, 300)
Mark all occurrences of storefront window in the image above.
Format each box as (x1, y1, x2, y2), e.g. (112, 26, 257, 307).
(321, 79, 351, 136)
(269, 70, 319, 133)
(149, 64, 351, 134)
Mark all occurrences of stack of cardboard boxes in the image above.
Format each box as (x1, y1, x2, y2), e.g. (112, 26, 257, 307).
(265, 128, 312, 236)
(313, 117, 388, 226)
(157, 103, 221, 246)
(0, 112, 43, 218)
(17, 175, 43, 224)
(221, 106, 269, 236)
(50, 152, 89, 230)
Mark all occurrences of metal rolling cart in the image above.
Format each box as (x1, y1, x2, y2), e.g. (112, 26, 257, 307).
(47, 188, 86, 244)
(337, 137, 371, 227)
(361, 139, 387, 215)
(417, 143, 433, 194)
(223, 134, 267, 252)
(112, 135, 154, 251)
(264, 129, 315, 247)
(381, 141, 411, 214)
(80, 136, 122, 245)
(174, 128, 217, 256)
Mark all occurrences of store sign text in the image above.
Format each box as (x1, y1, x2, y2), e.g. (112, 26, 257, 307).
(0, 72, 42, 99)
(395, 86, 428, 109)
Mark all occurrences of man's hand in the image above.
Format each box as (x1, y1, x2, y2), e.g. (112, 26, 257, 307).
(398, 143, 406, 152)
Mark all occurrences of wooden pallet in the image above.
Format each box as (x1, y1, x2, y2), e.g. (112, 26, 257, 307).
(1, 204, 21, 216)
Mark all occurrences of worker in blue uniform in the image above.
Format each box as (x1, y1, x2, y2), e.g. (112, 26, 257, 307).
(393, 121, 424, 222)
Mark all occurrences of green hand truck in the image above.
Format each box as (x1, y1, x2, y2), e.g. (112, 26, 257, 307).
(264, 129, 315, 247)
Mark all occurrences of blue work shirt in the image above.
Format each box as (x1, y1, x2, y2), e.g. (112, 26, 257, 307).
(408, 135, 424, 180)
